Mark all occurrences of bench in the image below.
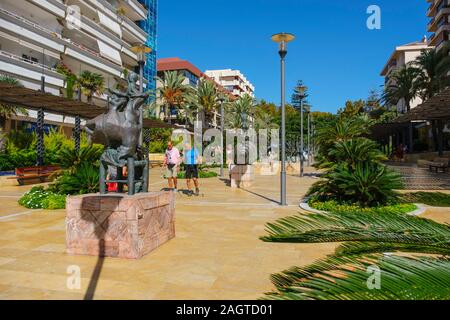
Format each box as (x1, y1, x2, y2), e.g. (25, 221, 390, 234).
(7, 165, 61, 185)
(423, 158, 450, 173)
(149, 160, 164, 168)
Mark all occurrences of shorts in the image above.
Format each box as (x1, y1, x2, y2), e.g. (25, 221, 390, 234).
(185, 164, 199, 179)
(166, 164, 178, 178)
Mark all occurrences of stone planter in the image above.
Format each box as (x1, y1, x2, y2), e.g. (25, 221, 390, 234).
(66, 191, 175, 259)
(230, 164, 254, 188)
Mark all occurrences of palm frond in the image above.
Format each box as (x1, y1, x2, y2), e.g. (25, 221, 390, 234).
(260, 211, 450, 254)
(263, 254, 450, 300)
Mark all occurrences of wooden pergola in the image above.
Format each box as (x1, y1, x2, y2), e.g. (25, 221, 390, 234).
(0, 82, 175, 165)
(0, 83, 174, 129)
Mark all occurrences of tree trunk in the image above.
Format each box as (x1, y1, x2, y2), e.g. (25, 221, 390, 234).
(0, 116, 6, 152)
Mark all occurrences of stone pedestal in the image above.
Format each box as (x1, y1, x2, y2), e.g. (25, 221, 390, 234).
(66, 192, 175, 259)
(230, 164, 254, 188)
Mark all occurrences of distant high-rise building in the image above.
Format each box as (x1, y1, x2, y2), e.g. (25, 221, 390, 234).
(205, 69, 255, 98)
(426, 0, 450, 51)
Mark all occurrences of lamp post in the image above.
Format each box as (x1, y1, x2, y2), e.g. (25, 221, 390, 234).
(218, 96, 226, 178)
(272, 32, 295, 206)
(131, 44, 152, 147)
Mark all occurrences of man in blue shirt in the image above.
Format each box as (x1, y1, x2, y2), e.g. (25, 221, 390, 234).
(184, 143, 201, 196)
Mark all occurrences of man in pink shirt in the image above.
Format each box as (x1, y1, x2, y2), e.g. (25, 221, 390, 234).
(163, 141, 181, 192)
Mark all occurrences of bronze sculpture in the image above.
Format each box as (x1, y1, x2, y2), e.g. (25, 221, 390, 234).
(85, 72, 149, 195)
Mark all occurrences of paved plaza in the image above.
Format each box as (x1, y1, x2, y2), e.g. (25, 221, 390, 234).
(0, 168, 448, 300)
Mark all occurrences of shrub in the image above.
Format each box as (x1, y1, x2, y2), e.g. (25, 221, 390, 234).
(176, 170, 218, 179)
(51, 163, 99, 195)
(308, 162, 403, 207)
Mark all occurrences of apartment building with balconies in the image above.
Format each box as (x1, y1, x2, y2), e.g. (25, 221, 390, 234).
(204, 69, 255, 98)
(427, 0, 450, 51)
(380, 38, 433, 113)
(0, 0, 156, 131)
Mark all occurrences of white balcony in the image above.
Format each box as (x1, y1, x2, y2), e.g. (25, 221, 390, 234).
(26, 0, 66, 18)
(0, 50, 64, 88)
(0, 7, 65, 53)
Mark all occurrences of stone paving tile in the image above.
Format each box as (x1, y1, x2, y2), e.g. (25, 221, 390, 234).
(0, 167, 448, 300)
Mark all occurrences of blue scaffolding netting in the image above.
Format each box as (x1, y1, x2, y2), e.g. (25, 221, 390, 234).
(138, 0, 157, 93)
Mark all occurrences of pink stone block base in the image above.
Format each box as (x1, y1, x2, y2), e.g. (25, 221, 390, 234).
(66, 192, 175, 259)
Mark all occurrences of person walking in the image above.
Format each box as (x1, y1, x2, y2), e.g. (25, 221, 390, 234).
(163, 141, 181, 192)
(184, 143, 201, 196)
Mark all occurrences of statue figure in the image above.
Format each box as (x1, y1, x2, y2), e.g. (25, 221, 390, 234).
(84, 72, 150, 194)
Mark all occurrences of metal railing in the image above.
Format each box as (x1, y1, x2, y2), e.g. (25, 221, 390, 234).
(0, 50, 59, 73)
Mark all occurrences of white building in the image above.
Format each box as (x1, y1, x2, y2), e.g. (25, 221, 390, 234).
(380, 39, 433, 113)
(0, 0, 155, 133)
(204, 69, 255, 98)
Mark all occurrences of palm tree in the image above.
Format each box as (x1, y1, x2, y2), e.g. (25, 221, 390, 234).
(413, 43, 450, 100)
(0, 75, 28, 150)
(76, 71, 105, 104)
(382, 66, 420, 113)
(191, 78, 220, 128)
(225, 94, 255, 130)
(156, 71, 190, 124)
(261, 210, 450, 299)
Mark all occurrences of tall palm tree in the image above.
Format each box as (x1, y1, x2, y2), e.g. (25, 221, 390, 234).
(413, 43, 450, 100)
(382, 66, 420, 113)
(225, 94, 255, 130)
(156, 71, 190, 124)
(0, 75, 28, 150)
(191, 78, 220, 128)
(76, 71, 105, 104)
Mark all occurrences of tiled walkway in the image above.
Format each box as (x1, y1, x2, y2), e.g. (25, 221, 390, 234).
(0, 168, 448, 300)
(388, 164, 450, 190)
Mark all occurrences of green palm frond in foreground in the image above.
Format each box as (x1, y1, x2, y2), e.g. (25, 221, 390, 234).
(260, 211, 450, 255)
(263, 254, 450, 300)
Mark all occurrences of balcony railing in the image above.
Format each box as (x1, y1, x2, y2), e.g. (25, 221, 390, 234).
(0, 7, 62, 39)
(0, 50, 59, 73)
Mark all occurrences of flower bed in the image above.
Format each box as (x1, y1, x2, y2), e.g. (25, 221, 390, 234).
(18, 186, 66, 210)
(176, 170, 218, 179)
(308, 199, 417, 215)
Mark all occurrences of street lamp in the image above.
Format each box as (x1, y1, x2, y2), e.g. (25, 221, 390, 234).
(272, 32, 295, 206)
(131, 44, 152, 147)
(218, 96, 226, 178)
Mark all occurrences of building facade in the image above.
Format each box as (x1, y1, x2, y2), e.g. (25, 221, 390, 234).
(0, 0, 157, 132)
(380, 39, 433, 113)
(204, 69, 255, 98)
(427, 0, 450, 52)
(156, 57, 233, 128)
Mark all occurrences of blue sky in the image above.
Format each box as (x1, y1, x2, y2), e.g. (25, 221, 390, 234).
(157, 0, 430, 113)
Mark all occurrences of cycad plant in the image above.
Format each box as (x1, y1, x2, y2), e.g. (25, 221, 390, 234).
(261, 210, 450, 300)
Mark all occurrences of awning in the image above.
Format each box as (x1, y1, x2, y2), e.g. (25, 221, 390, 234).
(97, 40, 122, 65)
(97, 10, 122, 38)
(0, 83, 175, 129)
